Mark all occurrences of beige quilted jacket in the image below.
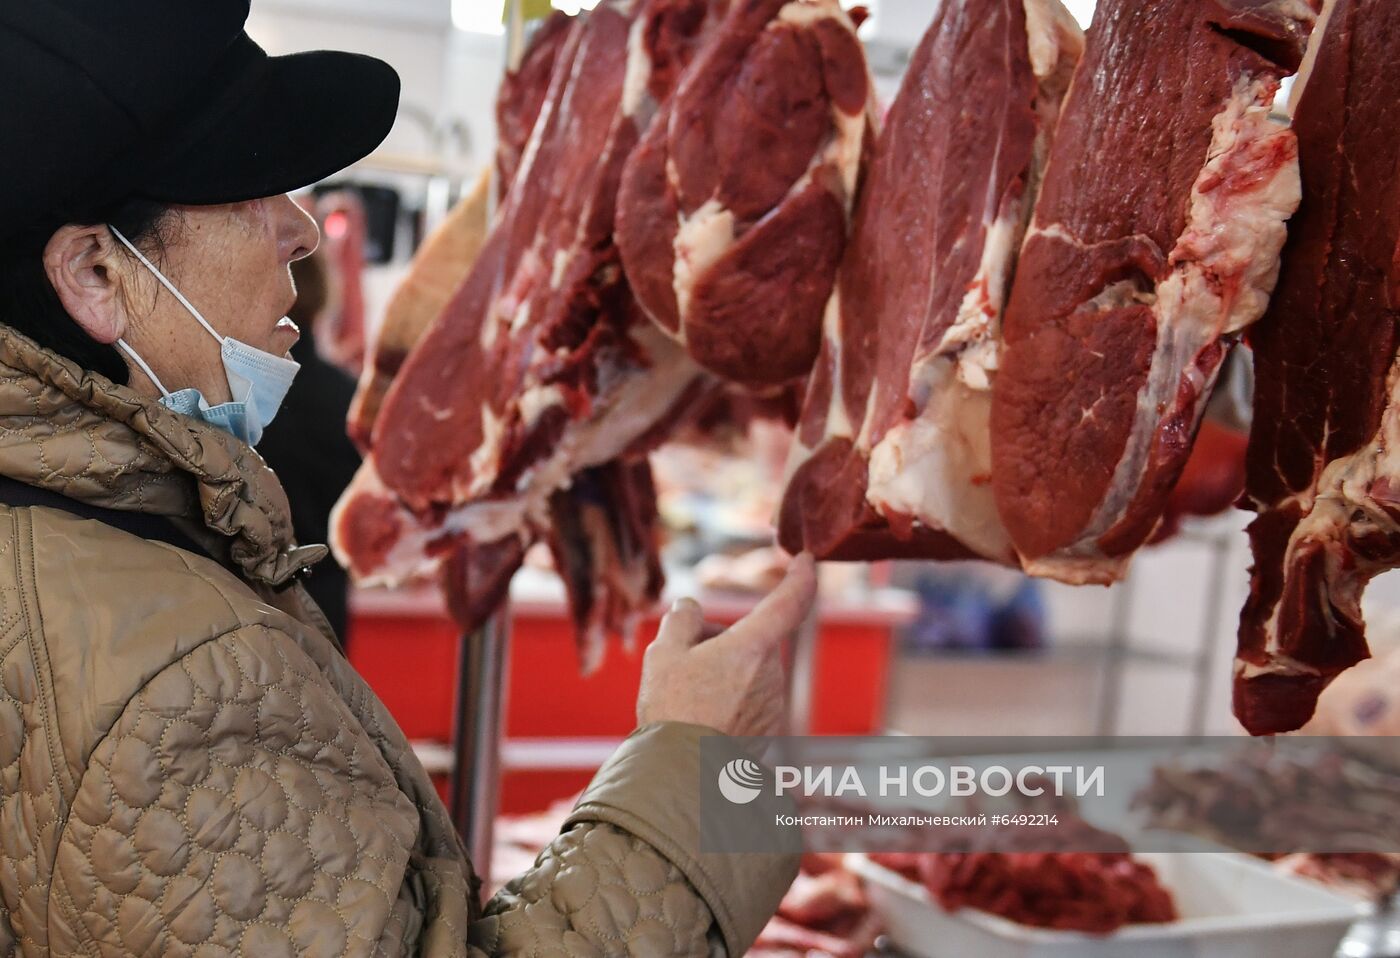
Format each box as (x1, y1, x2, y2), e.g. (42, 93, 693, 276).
(0, 327, 798, 956)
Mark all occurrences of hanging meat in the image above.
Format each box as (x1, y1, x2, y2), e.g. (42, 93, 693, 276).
(344, 16, 665, 654)
(547, 460, 665, 670)
(332, 0, 730, 665)
(778, 0, 1083, 562)
(347, 2, 570, 455)
(494, 10, 576, 191)
(347, 168, 493, 453)
(990, 0, 1320, 585)
(1235, 0, 1400, 735)
(616, 0, 872, 388)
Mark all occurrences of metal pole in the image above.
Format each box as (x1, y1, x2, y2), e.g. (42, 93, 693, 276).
(450, 0, 528, 898)
(1186, 532, 1231, 737)
(1096, 578, 1135, 736)
(449, 607, 512, 896)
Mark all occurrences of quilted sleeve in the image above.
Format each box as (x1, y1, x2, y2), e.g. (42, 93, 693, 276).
(469, 723, 800, 957)
(46, 623, 432, 957)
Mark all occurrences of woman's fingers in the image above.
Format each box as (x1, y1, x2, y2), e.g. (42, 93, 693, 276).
(718, 552, 817, 650)
(653, 596, 706, 651)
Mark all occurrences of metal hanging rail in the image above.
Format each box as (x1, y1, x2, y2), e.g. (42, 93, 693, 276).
(448, 0, 529, 898)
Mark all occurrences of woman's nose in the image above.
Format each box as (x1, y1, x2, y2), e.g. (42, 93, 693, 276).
(277, 194, 321, 263)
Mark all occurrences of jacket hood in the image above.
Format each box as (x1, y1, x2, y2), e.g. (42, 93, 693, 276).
(0, 324, 325, 585)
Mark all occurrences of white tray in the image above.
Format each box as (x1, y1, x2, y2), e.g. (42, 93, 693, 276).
(849, 852, 1369, 958)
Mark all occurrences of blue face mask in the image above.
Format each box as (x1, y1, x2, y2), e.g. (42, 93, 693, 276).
(108, 225, 300, 447)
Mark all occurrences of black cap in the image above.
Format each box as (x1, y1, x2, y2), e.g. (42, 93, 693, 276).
(0, 0, 402, 243)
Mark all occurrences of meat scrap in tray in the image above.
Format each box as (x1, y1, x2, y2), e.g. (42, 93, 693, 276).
(778, 0, 1083, 564)
(925, 852, 1178, 934)
(866, 813, 1179, 936)
(1235, 0, 1400, 734)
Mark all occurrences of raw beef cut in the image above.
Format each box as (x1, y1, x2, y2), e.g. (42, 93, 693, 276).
(778, 0, 1082, 561)
(347, 167, 492, 452)
(360, 0, 717, 515)
(1235, 0, 1400, 735)
(616, 0, 872, 388)
(332, 0, 721, 662)
(991, 0, 1319, 584)
(344, 15, 663, 656)
(546, 460, 664, 670)
(348, 0, 567, 451)
(495, 10, 575, 192)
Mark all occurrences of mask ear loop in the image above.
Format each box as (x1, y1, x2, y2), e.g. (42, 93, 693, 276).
(108, 224, 227, 345)
(113, 339, 173, 397)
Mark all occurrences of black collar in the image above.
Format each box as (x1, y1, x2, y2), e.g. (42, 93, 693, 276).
(0, 474, 207, 556)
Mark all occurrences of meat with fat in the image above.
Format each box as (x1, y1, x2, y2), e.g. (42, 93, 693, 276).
(778, 0, 1082, 562)
(347, 167, 493, 453)
(545, 460, 664, 670)
(1235, 0, 1400, 734)
(616, 0, 872, 388)
(331, 0, 721, 662)
(495, 10, 576, 192)
(991, 0, 1319, 585)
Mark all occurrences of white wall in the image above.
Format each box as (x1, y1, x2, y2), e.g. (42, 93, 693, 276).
(246, 0, 505, 175)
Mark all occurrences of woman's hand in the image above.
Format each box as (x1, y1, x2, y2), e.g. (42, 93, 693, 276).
(636, 553, 817, 738)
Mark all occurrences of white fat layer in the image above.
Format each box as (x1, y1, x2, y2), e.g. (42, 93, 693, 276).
(620, 13, 652, 118)
(1043, 74, 1301, 581)
(841, 0, 1077, 558)
(1023, 221, 1084, 247)
(1022, 552, 1126, 585)
(669, 0, 871, 331)
(777, 0, 848, 28)
(672, 198, 736, 329)
(866, 358, 1014, 561)
(857, 206, 1025, 551)
(491, 326, 702, 522)
(466, 405, 509, 498)
(551, 249, 570, 288)
(827, 77, 872, 202)
(481, 304, 500, 351)
(330, 461, 530, 587)
(1287, 0, 1336, 116)
(508, 298, 534, 336)
(777, 290, 850, 496)
(576, 326, 703, 466)
(518, 383, 566, 429)
(490, 246, 547, 350)
(819, 290, 855, 441)
(1246, 355, 1400, 672)
(1234, 646, 1339, 681)
(938, 211, 1021, 390)
(1023, 0, 1083, 81)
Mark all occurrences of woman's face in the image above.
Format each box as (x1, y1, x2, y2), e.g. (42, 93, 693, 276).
(46, 193, 319, 405)
(125, 195, 320, 403)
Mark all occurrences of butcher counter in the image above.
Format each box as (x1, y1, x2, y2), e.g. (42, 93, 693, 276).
(344, 566, 917, 812)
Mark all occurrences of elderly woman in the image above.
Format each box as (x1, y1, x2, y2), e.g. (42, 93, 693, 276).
(0, 1, 811, 955)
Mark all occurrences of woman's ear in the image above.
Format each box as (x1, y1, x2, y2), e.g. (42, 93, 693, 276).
(43, 224, 130, 344)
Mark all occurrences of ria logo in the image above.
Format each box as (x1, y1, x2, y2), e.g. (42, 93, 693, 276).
(717, 758, 765, 804)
